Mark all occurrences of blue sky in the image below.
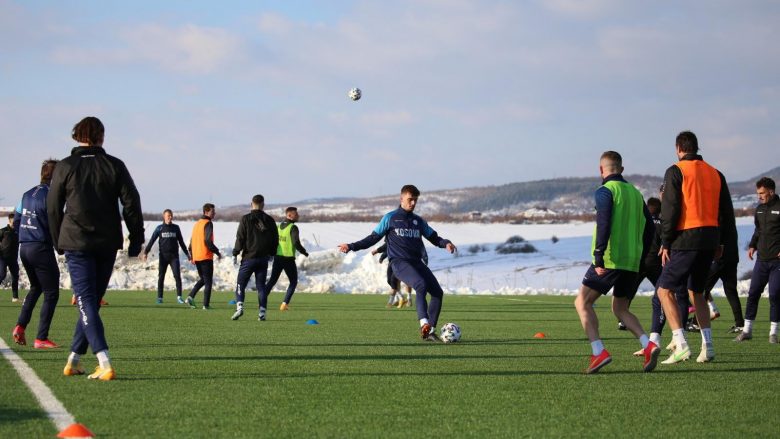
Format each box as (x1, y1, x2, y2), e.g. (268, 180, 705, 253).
(1, 0, 778, 211)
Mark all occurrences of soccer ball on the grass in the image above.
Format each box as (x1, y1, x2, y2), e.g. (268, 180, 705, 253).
(440, 323, 461, 343)
(348, 87, 361, 101)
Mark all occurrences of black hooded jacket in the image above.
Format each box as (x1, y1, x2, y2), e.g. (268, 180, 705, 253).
(749, 194, 780, 261)
(233, 209, 278, 259)
(47, 146, 144, 255)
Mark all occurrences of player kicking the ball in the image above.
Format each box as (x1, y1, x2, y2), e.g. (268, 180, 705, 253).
(574, 151, 658, 374)
(338, 185, 457, 341)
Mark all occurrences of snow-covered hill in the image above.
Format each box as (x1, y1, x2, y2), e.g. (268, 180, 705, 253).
(2, 218, 762, 299)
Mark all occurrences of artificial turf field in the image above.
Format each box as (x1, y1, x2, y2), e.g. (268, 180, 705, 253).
(1, 291, 778, 438)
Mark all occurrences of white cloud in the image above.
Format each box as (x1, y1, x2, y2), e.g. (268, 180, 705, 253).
(50, 23, 246, 74)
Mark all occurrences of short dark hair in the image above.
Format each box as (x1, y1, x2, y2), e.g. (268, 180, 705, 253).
(40, 159, 58, 184)
(7, 212, 14, 219)
(163, 209, 173, 215)
(600, 151, 623, 167)
(401, 184, 420, 197)
(285, 206, 298, 214)
(756, 177, 776, 191)
(252, 195, 265, 206)
(72, 117, 105, 146)
(202, 203, 215, 214)
(675, 131, 698, 154)
(647, 197, 661, 215)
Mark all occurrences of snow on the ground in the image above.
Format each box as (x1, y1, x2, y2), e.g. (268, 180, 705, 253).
(1, 217, 764, 297)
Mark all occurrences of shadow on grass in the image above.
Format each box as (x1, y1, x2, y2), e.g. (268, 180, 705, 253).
(117, 364, 780, 381)
(0, 406, 47, 425)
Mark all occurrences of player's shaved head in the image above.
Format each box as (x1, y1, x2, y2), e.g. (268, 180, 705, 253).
(599, 151, 623, 174)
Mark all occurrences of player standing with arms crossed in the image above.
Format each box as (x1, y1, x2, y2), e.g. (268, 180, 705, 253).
(142, 209, 190, 304)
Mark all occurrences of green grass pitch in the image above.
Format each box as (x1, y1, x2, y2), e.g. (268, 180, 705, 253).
(1, 291, 778, 438)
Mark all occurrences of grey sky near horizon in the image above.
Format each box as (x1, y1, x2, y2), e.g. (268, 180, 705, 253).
(1, 0, 778, 211)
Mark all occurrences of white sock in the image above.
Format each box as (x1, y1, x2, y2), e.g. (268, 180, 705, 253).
(649, 332, 661, 346)
(419, 318, 429, 327)
(639, 334, 649, 349)
(591, 340, 604, 356)
(95, 350, 111, 368)
(701, 328, 713, 345)
(770, 322, 779, 336)
(673, 329, 688, 350)
(744, 320, 754, 334)
(260, 307, 266, 313)
(68, 352, 80, 365)
(708, 301, 719, 313)
(237, 301, 243, 310)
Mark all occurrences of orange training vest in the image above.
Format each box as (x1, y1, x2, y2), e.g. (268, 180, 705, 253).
(190, 218, 214, 262)
(675, 160, 721, 231)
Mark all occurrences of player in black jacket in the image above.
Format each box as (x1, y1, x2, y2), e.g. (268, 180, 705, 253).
(230, 195, 278, 321)
(0, 213, 20, 302)
(142, 209, 190, 304)
(735, 177, 780, 343)
(49, 116, 144, 381)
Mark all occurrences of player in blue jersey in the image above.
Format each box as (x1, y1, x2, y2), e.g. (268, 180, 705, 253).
(142, 209, 190, 304)
(12, 160, 61, 349)
(338, 185, 457, 341)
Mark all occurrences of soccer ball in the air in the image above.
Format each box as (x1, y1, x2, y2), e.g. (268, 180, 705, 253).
(348, 87, 362, 101)
(440, 323, 461, 343)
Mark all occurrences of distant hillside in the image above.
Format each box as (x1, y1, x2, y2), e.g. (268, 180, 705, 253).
(156, 166, 780, 222)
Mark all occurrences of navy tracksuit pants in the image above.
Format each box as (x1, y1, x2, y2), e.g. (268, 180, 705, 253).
(265, 256, 298, 304)
(157, 252, 183, 298)
(744, 259, 780, 323)
(17, 242, 60, 340)
(391, 258, 443, 328)
(704, 258, 743, 327)
(66, 250, 116, 355)
(189, 260, 214, 307)
(235, 257, 270, 308)
(634, 264, 689, 334)
(0, 255, 20, 299)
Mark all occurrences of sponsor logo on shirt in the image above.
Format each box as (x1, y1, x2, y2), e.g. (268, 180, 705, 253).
(395, 228, 421, 238)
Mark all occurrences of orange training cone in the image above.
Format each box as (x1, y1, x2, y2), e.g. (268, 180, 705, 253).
(57, 423, 94, 438)
(533, 332, 546, 339)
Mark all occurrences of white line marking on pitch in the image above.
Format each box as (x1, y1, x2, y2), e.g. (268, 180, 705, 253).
(0, 336, 75, 431)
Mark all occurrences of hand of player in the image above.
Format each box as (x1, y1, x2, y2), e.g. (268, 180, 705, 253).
(748, 247, 756, 261)
(594, 267, 608, 276)
(661, 247, 670, 267)
(337, 244, 350, 253)
(232, 256, 238, 266)
(140, 253, 147, 262)
(446, 242, 457, 254)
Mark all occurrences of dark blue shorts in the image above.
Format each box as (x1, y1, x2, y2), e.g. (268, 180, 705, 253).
(582, 265, 639, 298)
(657, 249, 715, 294)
